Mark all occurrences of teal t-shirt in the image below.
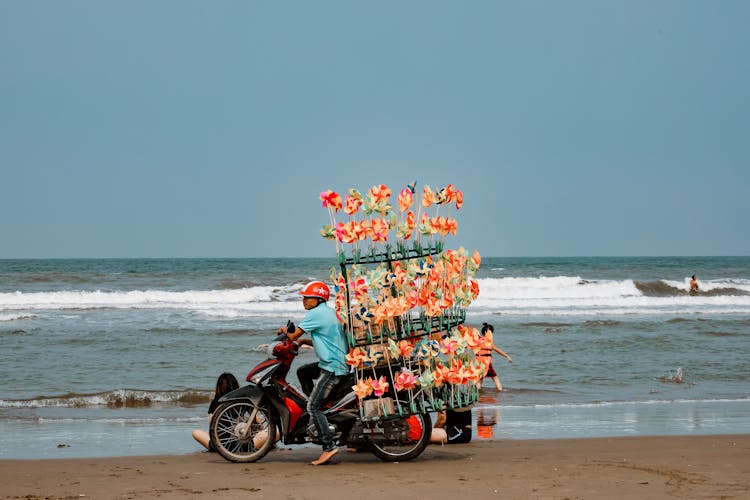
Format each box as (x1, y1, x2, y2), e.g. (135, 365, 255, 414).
(299, 303, 349, 376)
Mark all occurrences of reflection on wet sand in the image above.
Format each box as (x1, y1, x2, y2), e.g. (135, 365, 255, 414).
(476, 392, 501, 440)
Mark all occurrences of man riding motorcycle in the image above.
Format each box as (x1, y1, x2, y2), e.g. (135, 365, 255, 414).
(277, 281, 348, 465)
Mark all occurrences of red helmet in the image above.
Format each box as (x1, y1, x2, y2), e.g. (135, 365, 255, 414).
(299, 281, 330, 302)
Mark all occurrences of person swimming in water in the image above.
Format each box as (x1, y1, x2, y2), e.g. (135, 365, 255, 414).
(690, 275, 699, 295)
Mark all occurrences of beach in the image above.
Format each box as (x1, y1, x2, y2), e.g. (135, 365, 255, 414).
(2, 435, 748, 499)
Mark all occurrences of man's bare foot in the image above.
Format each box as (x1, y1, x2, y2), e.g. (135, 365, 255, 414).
(310, 447, 339, 465)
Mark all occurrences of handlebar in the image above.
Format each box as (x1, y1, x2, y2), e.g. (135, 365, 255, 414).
(273, 320, 296, 342)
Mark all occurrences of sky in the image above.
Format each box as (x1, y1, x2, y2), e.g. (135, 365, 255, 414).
(1, 1, 748, 258)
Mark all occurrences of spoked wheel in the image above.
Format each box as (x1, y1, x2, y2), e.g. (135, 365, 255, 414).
(368, 412, 431, 462)
(209, 400, 276, 463)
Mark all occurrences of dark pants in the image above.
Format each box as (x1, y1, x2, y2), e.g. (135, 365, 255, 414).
(297, 362, 320, 396)
(307, 368, 344, 452)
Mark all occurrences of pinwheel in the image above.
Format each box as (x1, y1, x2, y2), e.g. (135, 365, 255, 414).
(369, 184, 392, 203)
(395, 339, 413, 357)
(370, 217, 390, 243)
(320, 224, 336, 240)
(444, 217, 458, 236)
(394, 369, 418, 392)
(320, 190, 343, 211)
(454, 189, 463, 209)
(441, 337, 460, 356)
(348, 278, 369, 302)
(387, 338, 401, 359)
(366, 345, 387, 366)
(398, 187, 413, 212)
(335, 221, 357, 244)
(371, 376, 390, 397)
(346, 347, 368, 368)
(421, 185, 435, 208)
(432, 363, 450, 387)
(418, 214, 433, 237)
(459, 325, 483, 353)
(470, 279, 480, 299)
(469, 250, 482, 271)
(465, 362, 485, 384)
(352, 378, 373, 399)
(417, 369, 435, 388)
(415, 339, 440, 359)
(389, 262, 407, 287)
(344, 194, 362, 215)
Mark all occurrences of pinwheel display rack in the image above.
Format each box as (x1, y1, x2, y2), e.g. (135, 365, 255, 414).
(320, 183, 490, 422)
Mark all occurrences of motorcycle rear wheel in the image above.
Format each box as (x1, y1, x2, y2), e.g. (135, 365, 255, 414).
(209, 400, 276, 463)
(368, 412, 431, 462)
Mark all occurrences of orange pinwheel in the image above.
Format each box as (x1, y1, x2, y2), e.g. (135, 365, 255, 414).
(422, 185, 435, 208)
(454, 190, 463, 209)
(346, 347, 368, 368)
(352, 378, 373, 399)
(369, 184, 392, 203)
(398, 187, 413, 212)
(344, 194, 362, 215)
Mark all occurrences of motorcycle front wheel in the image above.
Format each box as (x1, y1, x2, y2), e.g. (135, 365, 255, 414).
(209, 400, 276, 463)
(368, 412, 431, 462)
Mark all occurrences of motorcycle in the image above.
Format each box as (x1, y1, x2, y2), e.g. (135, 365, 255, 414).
(209, 322, 432, 463)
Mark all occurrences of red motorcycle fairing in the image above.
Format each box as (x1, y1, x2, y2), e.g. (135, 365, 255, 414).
(246, 359, 281, 382)
(283, 397, 304, 431)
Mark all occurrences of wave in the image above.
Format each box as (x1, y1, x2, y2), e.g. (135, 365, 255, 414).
(0, 389, 212, 409)
(2, 276, 750, 318)
(0, 313, 36, 322)
(489, 397, 750, 410)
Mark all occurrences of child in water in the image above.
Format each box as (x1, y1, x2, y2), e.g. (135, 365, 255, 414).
(478, 323, 513, 391)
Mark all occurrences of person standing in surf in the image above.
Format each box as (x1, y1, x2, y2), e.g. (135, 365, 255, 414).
(690, 275, 699, 295)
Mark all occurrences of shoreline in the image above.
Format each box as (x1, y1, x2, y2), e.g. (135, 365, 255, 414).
(2, 434, 748, 499)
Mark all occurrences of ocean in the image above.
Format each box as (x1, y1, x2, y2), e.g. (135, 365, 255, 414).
(1, 256, 749, 459)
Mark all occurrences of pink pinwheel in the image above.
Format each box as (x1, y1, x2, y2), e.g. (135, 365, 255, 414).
(352, 378, 373, 399)
(397, 188, 413, 212)
(371, 376, 390, 397)
(346, 347, 368, 368)
(320, 190, 343, 211)
(394, 369, 418, 392)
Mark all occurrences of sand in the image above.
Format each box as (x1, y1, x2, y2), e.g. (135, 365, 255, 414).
(1, 435, 748, 499)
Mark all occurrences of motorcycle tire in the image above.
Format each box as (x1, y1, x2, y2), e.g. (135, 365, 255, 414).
(209, 400, 276, 463)
(368, 412, 431, 462)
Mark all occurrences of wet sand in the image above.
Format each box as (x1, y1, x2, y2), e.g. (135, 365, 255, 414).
(1, 434, 748, 499)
